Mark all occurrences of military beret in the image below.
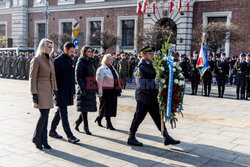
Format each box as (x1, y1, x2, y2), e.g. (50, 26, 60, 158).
(221, 52, 226, 56)
(140, 46, 154, 54)
(193, 51, 198, 54)
(240, 53, 246, 57)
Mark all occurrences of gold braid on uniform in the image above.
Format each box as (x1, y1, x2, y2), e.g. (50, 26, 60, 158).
(216, 61, 222, 71)
(234, 61, 241, 71)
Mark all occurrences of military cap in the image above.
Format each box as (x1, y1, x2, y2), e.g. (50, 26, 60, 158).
(221, 52, 226, 56)
(208, 52, 213, 57)
(240, 53, 246, 57)
(140, 46, 154, 54)
(247, 53, 250, 57)
(180, 54, 185, 58)
(193, 51, 198, 54)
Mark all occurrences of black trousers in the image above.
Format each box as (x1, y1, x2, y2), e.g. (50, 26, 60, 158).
(236, 75, 246, 98)
(50, 106, 73, 138)
(130, 102, 165, 133)
(33, 109, 50, 145)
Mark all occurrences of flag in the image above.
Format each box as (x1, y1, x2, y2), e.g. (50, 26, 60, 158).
(136, 0, 143, 14)
(152, 1, 156, 15)
(141, 0, 148, 14)
(197, 42, 210, 77)
(178, 0, 182, 11)
(187, 0, 190, 12)
(170, 0, 176, 13)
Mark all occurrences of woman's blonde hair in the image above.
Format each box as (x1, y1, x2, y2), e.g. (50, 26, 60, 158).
(36, 38, 54, 57)
(101, 54, 113, 66)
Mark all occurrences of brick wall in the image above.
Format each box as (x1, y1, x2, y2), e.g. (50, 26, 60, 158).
(0, 14, 12, 37)
(192, 0, 250, 56)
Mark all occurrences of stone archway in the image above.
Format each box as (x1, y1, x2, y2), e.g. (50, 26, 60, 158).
(156, 18, 177, 44)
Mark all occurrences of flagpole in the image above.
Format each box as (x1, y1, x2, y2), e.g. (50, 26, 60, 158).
(201, 77, 203, 96)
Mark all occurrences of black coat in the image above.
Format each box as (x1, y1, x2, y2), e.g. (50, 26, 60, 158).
(215, 60, 229, 83)
(54, 53, 76, 107)
(76, 56, 97, 112)
(134, 59, 158, 104)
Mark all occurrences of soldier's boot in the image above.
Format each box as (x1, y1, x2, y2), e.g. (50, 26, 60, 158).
(218, 86, 221, 98)
(221, 85, 225, 98)
(127, 132, 143, 146)
(163, 130, 180, 145)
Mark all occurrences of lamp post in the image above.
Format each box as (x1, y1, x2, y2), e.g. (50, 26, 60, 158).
(37, 0, 49, 38)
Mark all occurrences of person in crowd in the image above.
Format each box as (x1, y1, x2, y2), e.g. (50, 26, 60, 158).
(179, 54, 189, 80)
(246, 54, 250, 100)
(128, 54, 137, 83)
(1, 52, 7, 78)
(234, 54, 248, 100)
(74, 46, 97, 135)
(5, 52, 12, 78)
(29, 38, 57, 150)
(118, 52, 129, 89)
(215, 52, 229, 98)
(189, 51, 200, 95)
(95, 54, 122, 130)
(127, 46, 180, 147)
(203, 52, 215, 96)
(49, 42, 80, 144)
(17, 52, 26, 80)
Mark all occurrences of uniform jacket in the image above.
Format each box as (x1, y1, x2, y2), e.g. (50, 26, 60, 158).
(54, 53, 76, 107)
(215, 60, 229, 80)
(233, 61, 248, 78)
(134, 59, 158, 104)
(189, 58, 200, 77)
(76, 56, 97, 112)
(29, 53, 57, 109)
(96, 64, 120, 96)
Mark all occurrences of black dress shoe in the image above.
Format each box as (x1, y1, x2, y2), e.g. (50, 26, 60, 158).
(95, 117, 103, 127)
(164, 134, 180, 145)
(84, 127, 92, 135)
(106, 123, 116, 130)
(127, 138, 143, 146)
(36, 144, 43, 150)
(43, 144, 52, 149)
(49, 131, 62, 139)
(68, 136, 80, 144)
(74, 122, 80, 131)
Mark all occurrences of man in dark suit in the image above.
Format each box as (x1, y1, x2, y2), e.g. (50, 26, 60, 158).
(127, 46, 180, 147)
(49, 42, 80, 144)
(203, 52, 215, 96)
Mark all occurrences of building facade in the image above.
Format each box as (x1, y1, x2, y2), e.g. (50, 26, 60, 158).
(0, 0, 249, 56)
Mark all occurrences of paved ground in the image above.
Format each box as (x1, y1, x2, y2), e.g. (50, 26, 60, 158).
(0, 78, 249, 167)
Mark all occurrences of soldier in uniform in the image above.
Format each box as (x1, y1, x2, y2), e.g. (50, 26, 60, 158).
(179, 54, 189, 80)
(1, 52, 7, 78)
(11, 52, 18, 79)
(189, 51, 200, 95)
(17, 52, 26, 80)
(215, 53, 229, 98)
(118, 52, 129, 89)
(127, 46, 180, 147)
(128, 54, 137, 83)
(5, 52, 12, 78)
(234, 54, 248, 100)
(202, 52, 215, 96)
(0, 52, 2, 76)
(112, 53, 119, 71)
(246, 54, 250, 100)
(25, 53, 32, 80)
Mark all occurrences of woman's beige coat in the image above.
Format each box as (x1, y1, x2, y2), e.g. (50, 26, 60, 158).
(29, 53, 57, 109)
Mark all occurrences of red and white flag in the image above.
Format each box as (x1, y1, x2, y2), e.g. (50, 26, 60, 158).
(178, 0, 182, 11)
(141, 0, 148, 14)
(170, 0, 175, 13)
(136, 0, 143, 14)
(187, 0, 190, 12)
(152, 1, 156, 15)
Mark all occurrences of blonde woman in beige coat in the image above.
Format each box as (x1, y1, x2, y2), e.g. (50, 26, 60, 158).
(29, 38, 57, 150)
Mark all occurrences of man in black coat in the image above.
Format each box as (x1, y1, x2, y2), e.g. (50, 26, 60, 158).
(203, 52, 215, 96)
(189, 51, 200, 95)
(215, 53, 229, 98)
(49, 42, 80, 144)
(179, 54, 189, 80)
(246, 54, 250, 100)
(127, 46, 180, 147)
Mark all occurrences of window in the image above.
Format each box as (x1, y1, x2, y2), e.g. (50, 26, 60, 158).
(58, 0, 75, 5)
(0, 24, 6, 36)
(37, 23, 45, 44)
(208, 17, 227, 24)
(62, 22, 72, 36)
(90, 21, 101, 46)
(121, 20, 135, 47)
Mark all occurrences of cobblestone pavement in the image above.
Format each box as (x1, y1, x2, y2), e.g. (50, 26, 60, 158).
(0, 78, 249, 167)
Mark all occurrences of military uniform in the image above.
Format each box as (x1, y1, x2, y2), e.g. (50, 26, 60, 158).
(246, 54, 250, 99)
(118, 58, 129, 88)
(128, 57, 137, 82)
(12, 54, 18, 79)
(1, 53, 7, 78)
(203, 53, 215, 96)
(215, 53, 229, 98)
(234, 54, 248, 100)
(0, 53, 2, 76)
(25, 55, 32, 80)
(189, 57, 200, 95)
(127, 46, 180, 147)
(5, 53, 12, 78)
(179, 55, 189, 80)
(17, 53, 26, 80)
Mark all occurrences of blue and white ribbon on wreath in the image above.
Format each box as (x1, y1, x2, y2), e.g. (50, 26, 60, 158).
(177, 79, 185, 113)
(165, 54, 174, 120)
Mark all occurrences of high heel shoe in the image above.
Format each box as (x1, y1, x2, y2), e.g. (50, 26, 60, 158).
(84, 127, 92, 135)
(95, 117, 103, 127)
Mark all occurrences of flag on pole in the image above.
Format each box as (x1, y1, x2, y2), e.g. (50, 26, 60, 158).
(187, 0, 190, 12)
(141, 0, 148, 14)
(152, 1, 156, 15)
(178, 0, 182, 11)
(170, 0, 175, 13)
(136, 0, 143, 14)
(197, 42, 210, 77)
